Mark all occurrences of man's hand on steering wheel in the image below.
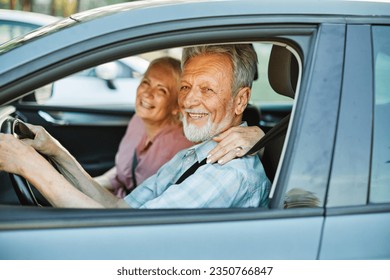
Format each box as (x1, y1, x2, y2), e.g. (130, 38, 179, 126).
(0, 133, 36, 175)
(0, 118, 60, 206)
(21, 123, 63, 158)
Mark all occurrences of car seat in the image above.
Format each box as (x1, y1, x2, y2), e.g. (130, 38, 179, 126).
(264, 44, 298, 181)
(247, 44, 299, 182)
(243, 103, 261, 127)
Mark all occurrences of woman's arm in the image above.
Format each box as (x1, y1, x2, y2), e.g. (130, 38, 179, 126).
(94, 167, 116, 191)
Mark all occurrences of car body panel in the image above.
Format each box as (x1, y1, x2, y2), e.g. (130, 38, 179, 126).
(0, 207, 323, 260)
(320, 205, 390, 259)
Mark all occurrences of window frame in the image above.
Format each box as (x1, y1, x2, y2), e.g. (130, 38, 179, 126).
(4, 22, 317, 216)
(326, 24, 374, 207)
(369, 24, 390, 204)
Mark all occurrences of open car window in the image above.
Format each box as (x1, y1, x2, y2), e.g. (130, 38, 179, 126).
(5, 41, 303, 210)
(21, 43, 294, 110)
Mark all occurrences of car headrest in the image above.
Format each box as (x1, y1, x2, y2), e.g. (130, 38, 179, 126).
(268, 45, 299, 99)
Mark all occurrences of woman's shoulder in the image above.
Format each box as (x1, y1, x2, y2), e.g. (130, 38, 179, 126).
(159, 123, 193, 148)
(125, 115, 145, 134)
(128, 114, 144, 128)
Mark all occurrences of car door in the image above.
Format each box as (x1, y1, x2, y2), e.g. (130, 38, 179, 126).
(0, 16, 344, 259)
(319, 24, 390, 259)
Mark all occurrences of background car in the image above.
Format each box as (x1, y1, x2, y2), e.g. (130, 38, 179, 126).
(0, 9, 59, 44)
(45, 55, 150, 108)
(0, 8, 149, 108)
(0, 0, 389, 260)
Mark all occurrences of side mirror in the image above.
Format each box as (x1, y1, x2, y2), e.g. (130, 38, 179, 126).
(95, 62, 120, 90)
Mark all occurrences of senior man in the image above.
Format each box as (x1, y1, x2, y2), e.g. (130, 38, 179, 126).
(0, 44, 270, 208)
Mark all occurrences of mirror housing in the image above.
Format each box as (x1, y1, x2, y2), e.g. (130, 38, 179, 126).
(95, 62, 120, 90)
(95, 62, 120, 80)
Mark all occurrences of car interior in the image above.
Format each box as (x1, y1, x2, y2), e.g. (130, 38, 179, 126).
(0, 41, 300, 209)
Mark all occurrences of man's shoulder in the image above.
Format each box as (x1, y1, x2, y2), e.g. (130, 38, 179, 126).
(203, 154, 263, 178)
(226, 154, 261, 168)
(189, 154, 269, 199)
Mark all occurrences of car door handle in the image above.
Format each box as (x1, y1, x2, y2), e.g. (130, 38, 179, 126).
(38, 110, 131, 126)
(38, 110, 69, 125)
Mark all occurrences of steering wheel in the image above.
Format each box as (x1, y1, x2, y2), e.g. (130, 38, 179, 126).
(1, 117, 49, 206)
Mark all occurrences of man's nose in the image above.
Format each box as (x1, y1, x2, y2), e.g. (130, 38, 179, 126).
(182, 87, 201, 107)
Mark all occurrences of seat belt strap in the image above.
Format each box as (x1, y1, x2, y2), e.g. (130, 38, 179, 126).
(175, 158, 207, 184)
(126, 152, 138, 195)
(245, 114, 291, 156)
(174, 114, 290, 185)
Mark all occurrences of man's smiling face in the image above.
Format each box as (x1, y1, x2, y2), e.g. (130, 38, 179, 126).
(179, 53, 236, 142)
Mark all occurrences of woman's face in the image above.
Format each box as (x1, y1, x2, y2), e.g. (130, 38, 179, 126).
(135, 63, 179, 126)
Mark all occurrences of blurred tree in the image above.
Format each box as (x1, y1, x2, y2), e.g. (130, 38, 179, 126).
(21, 0, 31, 11)
(1, 0, 131, 14)
(50, 0, 56, 15)
(9, 0, 16, 9)
(79, 0, 130, 12)
(51, 0, 78, 16)
(5, 0, 32, 11)
(64, 0, 78, 16)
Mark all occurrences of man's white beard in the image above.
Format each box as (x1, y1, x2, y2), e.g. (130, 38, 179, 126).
(182, 116, 214, 143)
(181, 110, 233, 143)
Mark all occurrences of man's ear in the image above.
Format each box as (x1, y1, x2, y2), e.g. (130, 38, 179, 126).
(234, 87, 251, 115)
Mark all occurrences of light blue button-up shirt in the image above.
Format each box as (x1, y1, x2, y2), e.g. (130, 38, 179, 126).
(125, 125, 271, 209)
